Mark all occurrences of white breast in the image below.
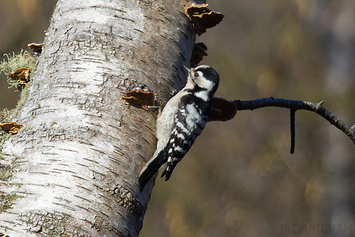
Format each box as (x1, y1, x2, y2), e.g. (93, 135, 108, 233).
(155, 89, 188, 154)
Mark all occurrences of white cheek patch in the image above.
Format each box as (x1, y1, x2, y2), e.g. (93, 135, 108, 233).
(193, 76, 214, 101)
(194, 90, 209, 101)
(202, 79, 215, 91)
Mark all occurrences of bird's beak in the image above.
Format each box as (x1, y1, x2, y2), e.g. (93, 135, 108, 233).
(182, 65, 197, 85)
(183, 65, 194, 84)
(183, 65, 191, 74)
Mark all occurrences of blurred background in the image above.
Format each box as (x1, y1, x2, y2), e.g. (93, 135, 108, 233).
(0, 0, 57, 110)
(1, 0, 354, 236)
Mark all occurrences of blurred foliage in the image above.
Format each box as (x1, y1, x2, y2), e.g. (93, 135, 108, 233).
(0, 0, 57, 111)
(0, 0, 354, 236)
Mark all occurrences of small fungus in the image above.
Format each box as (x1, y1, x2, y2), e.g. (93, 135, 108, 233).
(122, 86, 155, 110)
(0, 122, 23, 134)
(26, 42, 43, 57)
(186, 4, 224, 35)
(8, 67, 30, 85)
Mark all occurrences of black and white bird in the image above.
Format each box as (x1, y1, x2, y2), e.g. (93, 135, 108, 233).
(138, 65, 220, 190)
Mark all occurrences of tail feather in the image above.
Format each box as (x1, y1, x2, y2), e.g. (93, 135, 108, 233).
(160, 161, 177, 181)
(139, 150, 166, 191)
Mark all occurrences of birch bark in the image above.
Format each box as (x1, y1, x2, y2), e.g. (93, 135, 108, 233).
(0, 0, 202, 236)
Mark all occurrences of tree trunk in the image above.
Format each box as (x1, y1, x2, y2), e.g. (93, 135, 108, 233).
(0, 0, 201, 236)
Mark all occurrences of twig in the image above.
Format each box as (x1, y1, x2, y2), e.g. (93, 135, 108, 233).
(233, 97, 355, 150)
(290, 109, 295, 154)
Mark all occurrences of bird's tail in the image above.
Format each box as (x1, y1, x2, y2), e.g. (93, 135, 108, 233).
(138, 150, 166, 191)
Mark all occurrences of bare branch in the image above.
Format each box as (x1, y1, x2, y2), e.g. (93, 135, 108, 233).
(233, 97, 355, 145)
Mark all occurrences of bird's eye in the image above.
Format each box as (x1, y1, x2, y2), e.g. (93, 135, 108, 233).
(194, 72, 199, 77)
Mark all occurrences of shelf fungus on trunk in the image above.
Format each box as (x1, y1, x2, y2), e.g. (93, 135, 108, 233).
(122, 86, 156, 110)
(0, 122, 23, 134)
(185, 4, 224, 35)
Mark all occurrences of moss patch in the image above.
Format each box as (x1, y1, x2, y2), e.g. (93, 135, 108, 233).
(0, 155, 19, 181)
(0, 192, 18, 212)
(0, 109, 14, 123)
(0, 153, 22, 213)
(0, 50, 36, 90)
(0, 51, 34, 213)
(0, 50, 37, 122)
(20, 211, 88, 236)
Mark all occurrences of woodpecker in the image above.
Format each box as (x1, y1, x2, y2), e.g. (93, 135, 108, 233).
(139, 65, 220, 190)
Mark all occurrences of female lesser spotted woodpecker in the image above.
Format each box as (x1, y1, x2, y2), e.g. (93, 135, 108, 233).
(139, 65, 220, 190)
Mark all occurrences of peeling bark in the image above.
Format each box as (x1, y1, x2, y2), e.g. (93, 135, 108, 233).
(0, 0, 201, 236)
